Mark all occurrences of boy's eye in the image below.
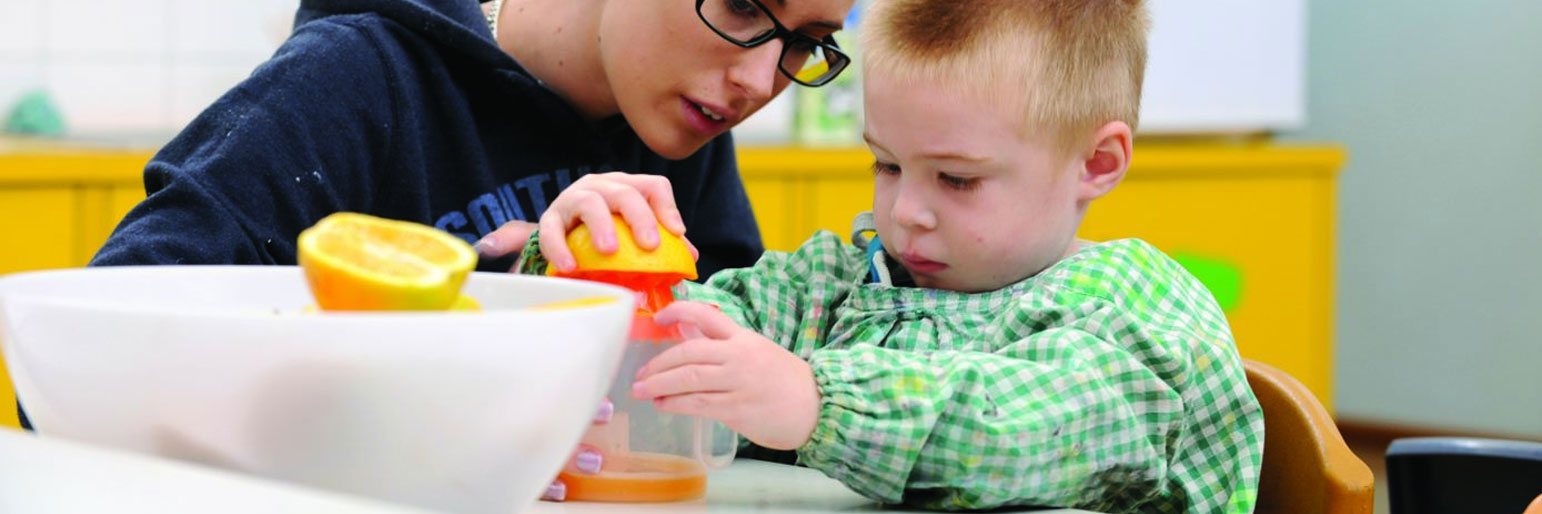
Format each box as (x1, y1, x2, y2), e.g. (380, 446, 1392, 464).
(938, 172, 980, 191)
(871, 161, 901, 176)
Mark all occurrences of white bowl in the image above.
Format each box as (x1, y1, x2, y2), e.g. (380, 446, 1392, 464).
(0, 266, 634, 514)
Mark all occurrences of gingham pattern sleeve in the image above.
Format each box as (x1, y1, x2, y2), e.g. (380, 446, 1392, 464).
(796, 310, 1183, 511)
(682, 231, 870, 355)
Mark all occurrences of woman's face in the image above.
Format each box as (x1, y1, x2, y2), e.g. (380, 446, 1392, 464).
(597, 0, 853, 159)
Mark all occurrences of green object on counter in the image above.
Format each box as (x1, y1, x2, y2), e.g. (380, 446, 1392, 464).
(1173, 252, 1244, 312)
(4, 90, 66, 136)
(793, 1, 865, 146)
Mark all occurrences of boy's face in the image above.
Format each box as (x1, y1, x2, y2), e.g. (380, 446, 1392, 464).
(598, 0, 852, 159)
(864, 72, 1088, 293)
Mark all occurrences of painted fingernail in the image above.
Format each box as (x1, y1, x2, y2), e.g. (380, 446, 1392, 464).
(541, 480, 566, 501)
(594, 398, 614, 423)
(575, 449, 603, 474)
(473, 236, 498, 256)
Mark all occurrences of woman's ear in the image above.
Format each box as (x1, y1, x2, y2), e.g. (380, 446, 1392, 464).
(1079, 121, 1133, 201)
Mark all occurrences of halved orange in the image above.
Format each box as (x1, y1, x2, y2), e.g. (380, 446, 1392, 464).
(553, 215, 697, 282)
(298, 212, 476, 311)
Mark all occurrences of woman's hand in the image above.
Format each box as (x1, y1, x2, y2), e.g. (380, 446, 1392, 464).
(473, 173, 694, 269)
(633, 302, 822, 451)
(540, 398, 614, 502)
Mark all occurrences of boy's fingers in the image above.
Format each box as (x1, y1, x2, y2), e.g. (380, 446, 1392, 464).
(654, 302, 738, 339)
(635, 338, 731, 381)
(475, 220, 536, 258)
(652, 392, 733, 420)
(632, 362, 729, 400)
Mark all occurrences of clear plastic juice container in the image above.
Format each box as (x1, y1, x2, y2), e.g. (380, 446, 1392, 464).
(555, 272, 737, 502)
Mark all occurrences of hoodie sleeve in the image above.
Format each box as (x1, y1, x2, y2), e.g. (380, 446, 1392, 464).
(91, 17, 396, 266)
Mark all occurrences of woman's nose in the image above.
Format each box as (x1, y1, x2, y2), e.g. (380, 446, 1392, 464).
(726, 39, 782, 103)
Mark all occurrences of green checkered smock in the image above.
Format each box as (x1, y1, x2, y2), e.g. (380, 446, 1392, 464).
(518, 230, 1263, 514)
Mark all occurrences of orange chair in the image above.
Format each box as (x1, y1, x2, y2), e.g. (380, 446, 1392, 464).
(1244, 358, 1375, 514)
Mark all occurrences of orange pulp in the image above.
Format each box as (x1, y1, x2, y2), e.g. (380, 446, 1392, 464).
(558, 452, 707, 502)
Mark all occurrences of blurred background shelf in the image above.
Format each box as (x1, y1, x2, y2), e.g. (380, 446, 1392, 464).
(739, 144, 1344, 412)
(0, 141, 1344, 430)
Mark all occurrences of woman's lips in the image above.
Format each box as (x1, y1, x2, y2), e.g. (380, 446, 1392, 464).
(681, 97, 729, 135)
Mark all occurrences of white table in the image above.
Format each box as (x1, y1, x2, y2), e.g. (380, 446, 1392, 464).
(529, 460, 1099, 513)
(0, 428, 1095, 513)
(0, 428, 438, 514)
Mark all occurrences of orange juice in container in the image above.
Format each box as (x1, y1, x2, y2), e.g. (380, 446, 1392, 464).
(549, 216, 737, 502)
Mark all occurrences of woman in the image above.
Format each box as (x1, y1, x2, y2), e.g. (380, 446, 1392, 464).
(92, 0, 855, 279)
(39, 0, 858, 471)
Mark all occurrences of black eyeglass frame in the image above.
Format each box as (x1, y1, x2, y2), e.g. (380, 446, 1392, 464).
(694, 0, 852, 87)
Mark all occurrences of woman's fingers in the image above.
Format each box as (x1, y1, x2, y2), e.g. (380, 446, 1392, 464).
(474, 220, 537, 259)
(618, 174, 685, 235)
(534, 172, 686, 272)
(537, 210, 575, 272)
(590, 180, 660, 249)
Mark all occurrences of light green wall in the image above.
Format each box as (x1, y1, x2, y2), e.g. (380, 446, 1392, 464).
(1283, 0, 1542, 435)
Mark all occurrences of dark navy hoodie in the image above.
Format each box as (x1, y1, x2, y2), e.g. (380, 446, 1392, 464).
(31, 0, 764, 431)
(90, 0, 764, 276)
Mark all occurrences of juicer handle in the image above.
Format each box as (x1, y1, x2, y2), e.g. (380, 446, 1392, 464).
(694, 417, 738, 469)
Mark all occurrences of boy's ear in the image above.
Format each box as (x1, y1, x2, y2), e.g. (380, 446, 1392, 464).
(1078, 121, 1133, 201)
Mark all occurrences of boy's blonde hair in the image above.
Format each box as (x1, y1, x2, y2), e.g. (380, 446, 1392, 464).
(862, 0, 1149, 152)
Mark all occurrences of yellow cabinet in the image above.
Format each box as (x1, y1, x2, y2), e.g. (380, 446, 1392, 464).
(0, 141, 1342, 430)
(739, 144, 1345, 410)
(0, 142, 151, 428)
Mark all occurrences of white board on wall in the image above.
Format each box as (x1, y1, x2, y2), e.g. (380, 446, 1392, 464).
(1140, 0, 1307, 133)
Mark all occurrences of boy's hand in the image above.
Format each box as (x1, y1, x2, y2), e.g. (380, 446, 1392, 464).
(472, 173, 695, 270)
(635, 301, 821, 451)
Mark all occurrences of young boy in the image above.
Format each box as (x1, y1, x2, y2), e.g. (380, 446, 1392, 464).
(522, 0, 1263, 512)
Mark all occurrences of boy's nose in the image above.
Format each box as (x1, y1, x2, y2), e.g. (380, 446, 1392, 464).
(726, 39, 782, 103)
(890, 186, 938, 231)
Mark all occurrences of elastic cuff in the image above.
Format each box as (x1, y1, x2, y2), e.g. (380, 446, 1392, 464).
(513, 229, 548, 275)
(793, 353, 906, 504)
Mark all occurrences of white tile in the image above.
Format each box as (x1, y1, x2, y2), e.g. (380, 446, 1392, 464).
(0, 0, 46, 54)
(168, 61, 257, 130)
(47, 58, 171, 135)
(170, 0, 297, 58)
(0, 58, 46, 116)
(45, 0, 169, 58)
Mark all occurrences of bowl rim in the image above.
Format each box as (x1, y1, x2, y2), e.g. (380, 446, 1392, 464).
(0, 265, 635, 321)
